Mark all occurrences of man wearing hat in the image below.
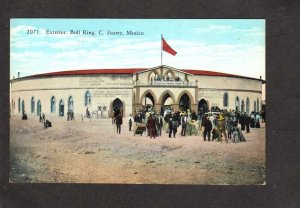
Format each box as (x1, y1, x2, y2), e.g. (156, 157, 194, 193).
(217, 113, 228, 143)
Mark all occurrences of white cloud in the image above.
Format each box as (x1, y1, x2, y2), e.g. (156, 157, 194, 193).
(194, 25, 233, 33)
(11, 38, 265, 80)
(193, 25, 264, 37)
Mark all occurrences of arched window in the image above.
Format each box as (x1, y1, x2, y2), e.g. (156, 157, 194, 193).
(59, 99, 64, 116)
(85, 91, 92, 106)
(37, 100, 42, 115)
(68, 96, 74, 111)
(51, 96, 56, 113)
(223, 92, 229, 107)
(31, 97, 35, 113)
(257, 98, 259, 112)
(254, 100, 257, 113)
(21, 100, 25, 113)
(246, 97, 250, 114)
(235, 96, 240, 112)
(18, 98, 20, 113)
(241, 100, 245, 113)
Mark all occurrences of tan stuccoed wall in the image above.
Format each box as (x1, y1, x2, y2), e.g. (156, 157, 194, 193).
(192, 76, 262, 112)
(189, 75, 261, 92)
(11, 71, 262, 117)
(198, 89, 261, 112)
(11, 74, 134, 118)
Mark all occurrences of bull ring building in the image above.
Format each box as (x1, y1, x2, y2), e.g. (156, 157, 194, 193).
(10, 65, 264, 118)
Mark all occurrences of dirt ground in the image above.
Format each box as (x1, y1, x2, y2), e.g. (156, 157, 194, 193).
(9, 114, 265, 184)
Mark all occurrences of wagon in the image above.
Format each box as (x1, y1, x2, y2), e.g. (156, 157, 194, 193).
(134, 123, 146, 136)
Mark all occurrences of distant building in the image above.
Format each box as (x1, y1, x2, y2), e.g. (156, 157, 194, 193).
(10, 65, 265, 117)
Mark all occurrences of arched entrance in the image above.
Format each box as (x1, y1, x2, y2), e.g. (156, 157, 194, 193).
(198, 99, 208, 113)
(141, 91, 156, 112)
(59, 100, 64, 116)
(178, 93, 190, 112)
(112, 98, 123, 116)
(160, 92, 175, 116)
(37, 100, 41, 116)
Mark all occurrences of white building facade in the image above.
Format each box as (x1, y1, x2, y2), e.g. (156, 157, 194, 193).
(10, 65, 264, 118)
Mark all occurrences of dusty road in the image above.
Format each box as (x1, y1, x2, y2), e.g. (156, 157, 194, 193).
(9, 114, 265, 184)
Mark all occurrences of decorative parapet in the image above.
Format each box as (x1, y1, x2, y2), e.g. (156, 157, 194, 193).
(134, 80, 196, 87)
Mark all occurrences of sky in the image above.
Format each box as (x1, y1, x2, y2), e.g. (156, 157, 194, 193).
(10, 19, 265, 80)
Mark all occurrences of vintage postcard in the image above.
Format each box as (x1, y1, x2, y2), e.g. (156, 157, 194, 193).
(10, 19, 265, 184)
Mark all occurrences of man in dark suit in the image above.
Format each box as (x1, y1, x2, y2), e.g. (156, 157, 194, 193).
(115, 113, 123, 134)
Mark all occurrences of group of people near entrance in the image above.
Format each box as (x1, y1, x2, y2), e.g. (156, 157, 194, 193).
(118, 107, 265, 143)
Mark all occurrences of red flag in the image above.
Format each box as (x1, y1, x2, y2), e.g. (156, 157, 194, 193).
(162, 37, 177, 56)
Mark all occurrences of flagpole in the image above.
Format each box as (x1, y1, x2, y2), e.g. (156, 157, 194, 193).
(161, 34, 163, 67)
(161, 34, 163, 77)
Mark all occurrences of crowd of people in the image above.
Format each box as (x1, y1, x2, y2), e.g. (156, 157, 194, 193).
(113, 106, 266, 143)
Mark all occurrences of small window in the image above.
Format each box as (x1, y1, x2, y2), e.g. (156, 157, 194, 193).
(235, 96, 240, 112)
(68, 96, 74, 111)
(31, 97, 35, 113)
(51, 96, 56, 113)
(223, 92, 229, 107)
(241, 100, 245, 113)
(18, 98, 20, 113)
(246, 97, 250, 114)
(85, 91, 92, 106)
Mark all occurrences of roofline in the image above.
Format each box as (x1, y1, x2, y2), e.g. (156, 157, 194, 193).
(10, 67, 265, 83)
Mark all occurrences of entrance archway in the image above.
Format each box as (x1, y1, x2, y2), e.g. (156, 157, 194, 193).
(140, 90, 157, 113)
(37, 100, 41, 115)
(178, 93, 190, 112)
(59, 100, 64, 116)
(160, 92, 175, 116)
(198, 99, 208, 113)
(112, 98, 123, 116)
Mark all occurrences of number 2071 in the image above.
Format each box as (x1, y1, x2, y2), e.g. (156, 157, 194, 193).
(27, 29, 39, 34)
